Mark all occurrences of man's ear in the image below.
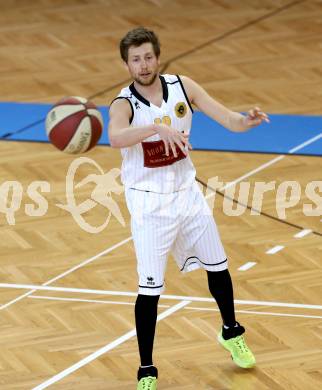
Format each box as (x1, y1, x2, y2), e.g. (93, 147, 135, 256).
(123, 61, 129, 71)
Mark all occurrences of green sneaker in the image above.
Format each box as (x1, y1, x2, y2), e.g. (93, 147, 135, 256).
(218, 329, 256, 368)
(137, 376, 157, 390)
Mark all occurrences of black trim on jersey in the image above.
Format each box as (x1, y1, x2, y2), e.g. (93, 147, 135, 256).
(180, 256, 227, 271)
(128, 75, 169, 107)
(129, 83, 150, 107)
(159, 75, 169, 102)
(139, 284, 164, 289)
(176, 75, 194, 113)
(166, 80, 180, 85)
(110, 96, 134, 124)
(129, 187, 150, 193)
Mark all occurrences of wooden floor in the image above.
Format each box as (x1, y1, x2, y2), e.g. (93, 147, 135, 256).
(0, 1, 322, 389)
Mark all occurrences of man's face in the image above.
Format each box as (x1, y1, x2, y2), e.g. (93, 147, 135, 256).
(126, 42, 160, 86)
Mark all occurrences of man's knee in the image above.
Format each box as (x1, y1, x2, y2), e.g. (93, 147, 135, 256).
(136, 294, 160, 307)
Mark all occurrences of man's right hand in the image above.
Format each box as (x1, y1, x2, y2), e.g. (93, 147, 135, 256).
(154, 124, 192, 157)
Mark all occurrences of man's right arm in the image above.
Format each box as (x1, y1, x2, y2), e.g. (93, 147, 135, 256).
(108, 99, 191, 156)
(108, 99, 156, 148)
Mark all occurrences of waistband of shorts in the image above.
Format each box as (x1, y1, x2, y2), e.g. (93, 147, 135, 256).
(128, 185, 193, 194)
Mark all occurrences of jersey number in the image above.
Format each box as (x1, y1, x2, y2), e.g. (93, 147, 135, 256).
(154, 116, 171, 126)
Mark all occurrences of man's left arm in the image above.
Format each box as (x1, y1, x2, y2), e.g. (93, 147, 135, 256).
(181, 76, 269, 132)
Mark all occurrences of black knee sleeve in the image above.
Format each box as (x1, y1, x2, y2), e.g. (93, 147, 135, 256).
(135, 294, 160, 367)
(207, 269, 236, 327)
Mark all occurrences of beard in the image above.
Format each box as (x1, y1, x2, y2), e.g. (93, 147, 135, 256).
(134, 71, 158, 86)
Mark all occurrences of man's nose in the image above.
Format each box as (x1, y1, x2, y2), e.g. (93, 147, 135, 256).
(141, 60, 148, 69)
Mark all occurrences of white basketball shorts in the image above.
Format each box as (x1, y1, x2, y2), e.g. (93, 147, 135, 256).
(125, 181, 227, 296)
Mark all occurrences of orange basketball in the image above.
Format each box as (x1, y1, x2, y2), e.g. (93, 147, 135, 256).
(45, 96, 103, 154)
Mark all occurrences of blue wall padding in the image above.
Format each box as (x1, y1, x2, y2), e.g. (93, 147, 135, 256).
(0, 102, 321, 155)
(190, 112, 322, 155)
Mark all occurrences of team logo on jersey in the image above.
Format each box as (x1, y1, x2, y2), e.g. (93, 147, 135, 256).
(175, 102, 187, 118)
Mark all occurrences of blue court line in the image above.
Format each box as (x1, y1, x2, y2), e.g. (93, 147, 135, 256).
(0, 102, 321, 156)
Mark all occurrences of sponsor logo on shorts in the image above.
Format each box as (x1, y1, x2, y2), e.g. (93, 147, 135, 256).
(147, 276, 155, 286)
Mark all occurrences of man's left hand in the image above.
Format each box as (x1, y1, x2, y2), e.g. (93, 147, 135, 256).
(245, 107, 270, 128)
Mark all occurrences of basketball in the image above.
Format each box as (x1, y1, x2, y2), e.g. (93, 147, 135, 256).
(45, 96, 103, 154)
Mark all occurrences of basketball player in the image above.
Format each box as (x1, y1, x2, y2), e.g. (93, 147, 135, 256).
(108, 27, 269, 390)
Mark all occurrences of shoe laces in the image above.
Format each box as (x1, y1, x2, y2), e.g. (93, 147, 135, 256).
(234, 335, 249, 354)
(141, 376, 156, 389)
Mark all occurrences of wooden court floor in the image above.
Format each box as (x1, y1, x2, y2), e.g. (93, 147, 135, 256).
(0, 1, 322, 389)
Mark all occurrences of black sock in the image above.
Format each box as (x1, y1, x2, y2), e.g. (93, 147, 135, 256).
(222, 321, 245, 340)
(137, 365, 158, 381)
(207, 269, 236, 328)
(135, 294, 159, 368)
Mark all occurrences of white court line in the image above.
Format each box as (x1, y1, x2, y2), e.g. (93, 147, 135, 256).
(32, 300, 190, 390)
(29, 295, 170, 308)
(294, 229, 312, 238)
(0, 283, 138, 298)
(43, 237, 132, 286)
(187, 306, 322, 319)
(266, 245, 285, 254)
(29, 295, 322, 320)
(205, 132, 322, 194)
(288, 133, 322, 153)
(2, 282, 322, 310)
(217, 155, 285, 192)
(238, 262, 257, 271)
(0, 237, 132, 311)
(1, 132, 321, 312)
(4, 132, 322, 388)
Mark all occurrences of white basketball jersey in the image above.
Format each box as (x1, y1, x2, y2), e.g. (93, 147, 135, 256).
(112, 74, 196, 193)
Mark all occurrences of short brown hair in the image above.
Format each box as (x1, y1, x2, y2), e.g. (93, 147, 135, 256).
(120, 27, 160, 63)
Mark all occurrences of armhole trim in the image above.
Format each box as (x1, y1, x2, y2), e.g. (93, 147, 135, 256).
(110, 97, 134, 124)
(176, 75, 194, 113)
